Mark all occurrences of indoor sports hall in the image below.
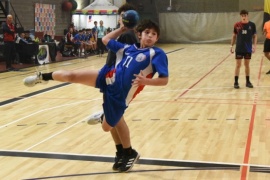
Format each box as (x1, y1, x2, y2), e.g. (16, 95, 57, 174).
(0, 0, 269, 179)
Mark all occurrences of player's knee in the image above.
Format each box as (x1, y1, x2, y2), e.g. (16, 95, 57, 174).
(62, 71, 76, 82)
(102, 125, 112, 132)
(101, 120, 113, 132)
(236, 65, 241, 69)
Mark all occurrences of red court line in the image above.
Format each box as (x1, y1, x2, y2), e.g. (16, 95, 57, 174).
(178, 53, 231, 98)
(257, 55, 264, 86)
(240, 55, 264, 180)
(241, 104, 257, 180)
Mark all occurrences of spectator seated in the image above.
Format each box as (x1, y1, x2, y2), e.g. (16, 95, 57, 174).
(58, 27, 78, 57)
(42, 34, 54, 43)
(15, 31, 39, 64)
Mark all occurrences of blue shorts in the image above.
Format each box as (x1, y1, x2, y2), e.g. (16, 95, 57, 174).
(96, 65, 127, 127)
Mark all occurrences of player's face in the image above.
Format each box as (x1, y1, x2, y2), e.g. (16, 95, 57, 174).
(140, 28, 159, 48)
(240, 14, 248, 23)
(7, 16, 13, 24)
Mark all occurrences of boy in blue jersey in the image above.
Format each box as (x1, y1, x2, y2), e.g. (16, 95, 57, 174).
(230, 9, 257, 89)
(87, 3, 140, 172)
(83, 29, 95, 54)
(73, 30, 85, 56)
(23, 19, 169, 172)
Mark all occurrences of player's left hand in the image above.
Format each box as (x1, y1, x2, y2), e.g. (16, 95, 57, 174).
(132, 70, 147, 86)
(252, 46, 256, 53)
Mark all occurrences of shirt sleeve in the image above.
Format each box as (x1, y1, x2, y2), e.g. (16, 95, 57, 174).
(233, 23, 238, 34)
(253, 22, 257, 35)
(106, 39, 125, 53)
(152, 48, 169, 77)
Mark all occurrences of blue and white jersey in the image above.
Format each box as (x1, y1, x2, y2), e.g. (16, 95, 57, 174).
(107, 39, 168, 105)
(96, 39, 168, 127)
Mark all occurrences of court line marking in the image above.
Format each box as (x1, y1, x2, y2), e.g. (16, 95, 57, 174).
(23, 168, 239, 180)
(1, 149, 270, 170)
(0, 83, 70, 107)
(240, 55, 264, 180)
(177, 53, 231, 98)
(165, 48, 184, 54)
(0, 48, 183, 106)
(25, 119, 87, 151)
(2, 87, 269, 103)
(0, 98, 101, 130)
(1, 48, 268, 176)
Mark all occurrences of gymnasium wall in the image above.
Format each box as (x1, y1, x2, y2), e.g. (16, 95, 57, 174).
(10, 0, 125, 36)
(155, 0, 263, 13)
(10, 0, 265, 43)
(9, 0, 79, 36)
(159, 11, 264, 43)
(127, 0, 264, 43)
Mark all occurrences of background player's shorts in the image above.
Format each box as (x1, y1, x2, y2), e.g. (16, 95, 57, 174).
(96, 65, 127, 127)
(235, 52, 252, 59)
(264, 38, 270, 52)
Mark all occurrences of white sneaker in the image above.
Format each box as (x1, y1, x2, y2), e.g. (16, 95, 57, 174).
(87, 111, 104, 125)
(23, 71, 48, 87)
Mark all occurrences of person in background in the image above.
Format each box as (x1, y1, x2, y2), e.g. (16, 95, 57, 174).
(72, 29, 84, 56)
(92, 21, 98, 37)
(91, 21, 98, 54)
(89, 28, 97, 53)
(84, 29, 95, 55)
(24, 31, 35, 43)
(2, 14, 18, 71)
(263, 19, 270, 75)
(230, 9, 257, 89)
(65, 27, 78, 56)
(96, 20, 107, 56)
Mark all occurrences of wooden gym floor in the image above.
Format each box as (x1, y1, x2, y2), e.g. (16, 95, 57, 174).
(0, 44, 270, 180)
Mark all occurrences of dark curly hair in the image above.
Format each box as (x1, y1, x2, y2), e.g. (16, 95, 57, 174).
(135, 19, 160, 37)
(240, 9, 248, 15)
(118, 3, 137, 15)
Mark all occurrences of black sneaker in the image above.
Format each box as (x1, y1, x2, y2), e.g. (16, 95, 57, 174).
(118, 149, 140, 172)
(112, 152, 123, 171)
(246, 82, 253, 88)
(234, 83, 240, 89)
(266, 70, 270, 75)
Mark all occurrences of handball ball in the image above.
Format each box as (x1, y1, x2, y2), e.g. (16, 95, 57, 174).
(62, 1, 72, 11)
(122, 10, 139, 28)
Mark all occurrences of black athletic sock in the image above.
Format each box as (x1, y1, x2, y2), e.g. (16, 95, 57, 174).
(123, 147, 132, 155)
(42, 72, 53, 81)
(116, 144, 123, 154)
(246, 76, 250, 83)
(234, 76, 239, 84)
